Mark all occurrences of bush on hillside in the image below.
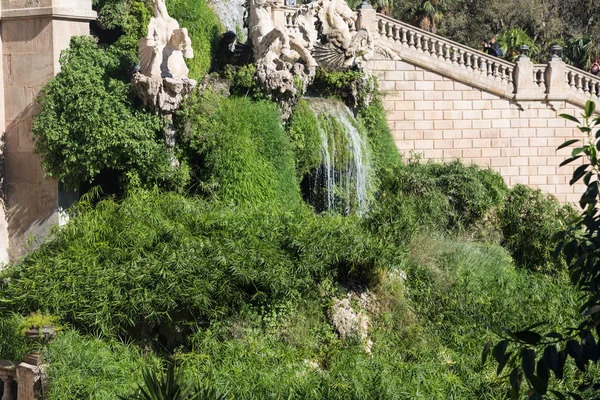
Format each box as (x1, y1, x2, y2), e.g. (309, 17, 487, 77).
(0, 314, 33, 361)
(43, 330, 158, 400)
(500, 184, 577, 273)
(0, 190, 393, 342)
(177, 91, 300, 205)
(32, 36, 186, 192)
(369, 159, 508, 246)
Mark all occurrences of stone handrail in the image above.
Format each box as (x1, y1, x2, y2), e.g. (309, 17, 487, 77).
(565, 65, 600, 100)
(375, 14, 514, 85)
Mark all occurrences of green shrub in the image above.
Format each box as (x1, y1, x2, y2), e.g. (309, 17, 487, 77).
(356, 99, 401, 180)
(177, 92, 300, 205)
(500, 184, 577, 273)
(0, 190, 391, 339)
(285, 99, 323, 180)
(44, 330, 158, 400)
(0, 314, 33, 361)
(32, 36, 182, 191)
(166, 0, 222, 80)
(222, 65, 266, 100)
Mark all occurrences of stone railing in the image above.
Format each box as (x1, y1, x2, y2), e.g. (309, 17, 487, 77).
(565, 65, 600, 101)
(268, 1, 600, 111)
(0, 361, 16, 400)
(375, 14, 514, 85)
(0, 358, 43, 400)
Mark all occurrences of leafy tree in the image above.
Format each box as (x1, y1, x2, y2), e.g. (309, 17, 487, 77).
(485, 101, 600, 399)
(32, 36, 182, 191)
(497, 27, 539, 62)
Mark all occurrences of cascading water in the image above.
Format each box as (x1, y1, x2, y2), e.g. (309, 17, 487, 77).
(303, 98, 371, 215)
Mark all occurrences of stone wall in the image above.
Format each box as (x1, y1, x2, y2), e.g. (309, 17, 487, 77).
(0, 4, 95, 261)
(370, 58, 585, 203)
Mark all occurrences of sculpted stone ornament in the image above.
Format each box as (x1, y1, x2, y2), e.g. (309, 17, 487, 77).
(132, 0, 197, 163)
(248, 0, 319, 119)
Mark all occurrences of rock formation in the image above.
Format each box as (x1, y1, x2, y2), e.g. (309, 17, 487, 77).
(132, 0, 196, 161)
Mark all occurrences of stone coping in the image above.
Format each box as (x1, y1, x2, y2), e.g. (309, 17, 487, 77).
(1, 6, 96, 20)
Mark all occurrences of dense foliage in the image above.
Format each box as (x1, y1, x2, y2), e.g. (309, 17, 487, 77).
(32, 36, 174, 191)
(500, 184, 576, 273)
(8, 0, 592, 396)
(487, 101, 600, 399)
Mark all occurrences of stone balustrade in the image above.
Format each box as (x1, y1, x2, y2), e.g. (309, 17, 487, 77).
(0, 361, 16, 400)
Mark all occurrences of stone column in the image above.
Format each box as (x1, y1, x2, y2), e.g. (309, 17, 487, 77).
(513, 46, 538, 101)
(16, 363, 39, 400)
(0, 0, 95, 260)
(0, 360, 16, 400)
(356, 1, 377, 33)
(545, 45, 568, 105)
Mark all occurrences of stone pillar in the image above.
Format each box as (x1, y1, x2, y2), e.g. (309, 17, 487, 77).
(545, 45, 568, 104)
(513, 47, 538, 101)
(356, 1, 377, 33)
(0, 0, 95, 260)
(16, 363, 39, 400)
(0, 361, 16, 400)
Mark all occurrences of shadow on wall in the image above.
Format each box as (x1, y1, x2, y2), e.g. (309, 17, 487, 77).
(3, 103, 59, 261)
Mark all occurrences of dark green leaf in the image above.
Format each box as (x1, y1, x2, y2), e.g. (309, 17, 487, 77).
(537, 358, 549, 386)
(543, 345, 558, 372)
(482, 339, 493, 366)
(560, 114, 581, 124)
(585, 100, 596, 117)
(556, 351, 567, 379)
(515, 330, 542, 345)
(510, 368, 521, 399)
(567, 393, 583, 400)
(493, 340, 509, 364)
(498, 351, 513, 376)
(550, 390, 567, 400)
(571, 164, 589, 185)
(527, 373, 548, 395)
(557, 139, 580, 150)
(560, 156, 582, 167)
(523, 349, 536, 375)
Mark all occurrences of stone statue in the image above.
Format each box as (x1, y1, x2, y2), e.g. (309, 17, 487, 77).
(132, 0, 197, 165)
(249, 0, 317, 68)
(138, 0, 194, 80)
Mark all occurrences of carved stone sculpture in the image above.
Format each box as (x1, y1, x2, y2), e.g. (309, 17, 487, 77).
(132, 0, 196, 164)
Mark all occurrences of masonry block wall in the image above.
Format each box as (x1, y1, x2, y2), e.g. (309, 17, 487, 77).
(0, 3, 95, 261)
(370, 57, 586, 204)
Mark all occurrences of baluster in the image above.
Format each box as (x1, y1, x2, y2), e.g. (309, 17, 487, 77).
(449, 46, 457, 64)
(472, 55, 480, 72)
(444, 44, 451, 60)
(393, 25, 400, 42)
(576, 75, 583, 92)
(415, 33, 422, 52)
(507, 67, 514, 85)
(595, 82, 600, 97)
(422, 37, 430, 54)
(408, 31, 415, 49)
(583, 77, 590, 93)
(434, 40, 442, 58)
(383, 22, 390, 39)
(497, 65, 505, 82)
(377, 19, 384, 37)
(401, 27, 408, 46)
(465, 52, 472, 70)
(567, 71, 575, 89)
(457, 49, 465, 67)
(480, 58, 487, 76)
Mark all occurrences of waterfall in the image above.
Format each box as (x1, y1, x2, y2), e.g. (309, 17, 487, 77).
(305, 98, 371, 216)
